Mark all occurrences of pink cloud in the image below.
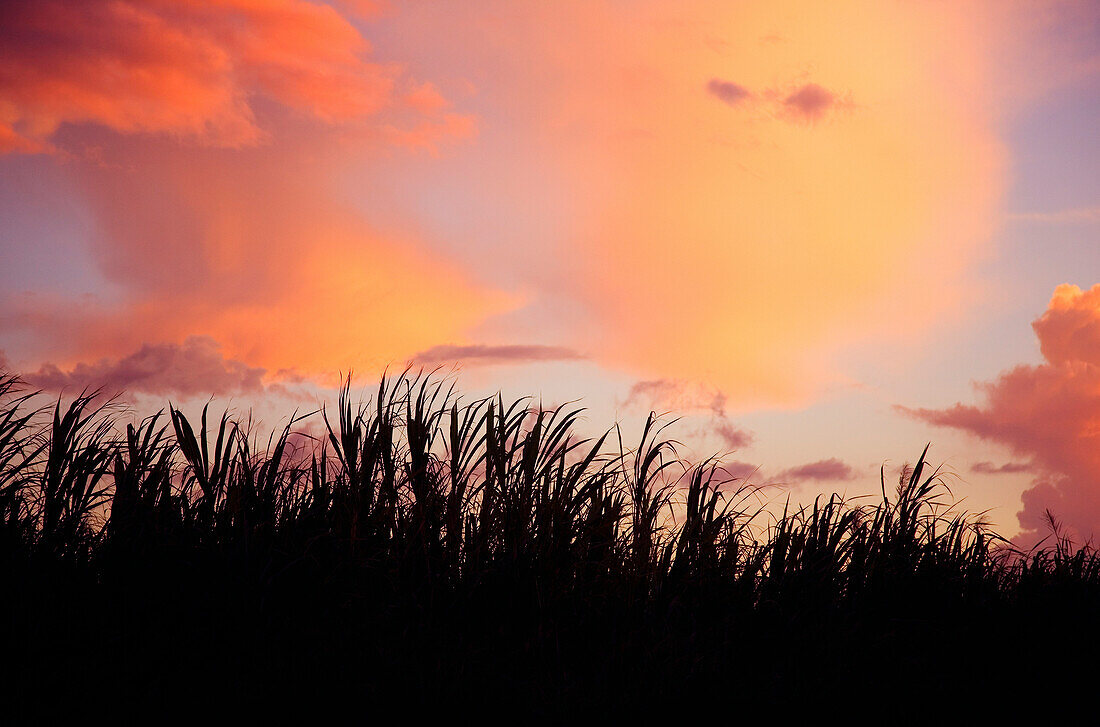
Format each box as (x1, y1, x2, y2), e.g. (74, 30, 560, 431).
(713, 420, 753, 450)
(412, 343, 585, 367)
(782, 83, 836, 121)
(624, 379, 728, 416)
(721, 461, 760, 481)
(24, 336, 265, 398)
(775, 458, 856, 483)
(905, 284, 1100, 543)
(1034, 283, 1100, 367)
(624, 379, 753, 452)
(971, 461, 1033, 475)
(706, 78, 751, 106)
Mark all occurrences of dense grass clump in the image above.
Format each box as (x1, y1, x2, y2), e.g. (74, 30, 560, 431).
(1, 370, 1098, 712)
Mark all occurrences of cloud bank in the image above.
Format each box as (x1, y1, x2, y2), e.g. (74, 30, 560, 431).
(2, 0, 1087, 415)
(24, 336, 264, 398)
(0, 0, 469, 153)
(0, 0, 501, 384)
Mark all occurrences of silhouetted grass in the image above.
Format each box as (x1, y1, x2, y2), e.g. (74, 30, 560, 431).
(1, 369, 1098, 713)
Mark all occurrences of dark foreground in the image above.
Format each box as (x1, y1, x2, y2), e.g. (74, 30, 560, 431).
(2, 372, 1098, 713)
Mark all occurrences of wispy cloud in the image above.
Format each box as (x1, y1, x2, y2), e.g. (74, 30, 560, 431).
(721, 461, 760, 481)
(412, 344, 585, 367)
(623, 379, 753, 451)
(971, 461, 1034, 475)
(775, 458, 856, 483)
(624, 379, 727, 415)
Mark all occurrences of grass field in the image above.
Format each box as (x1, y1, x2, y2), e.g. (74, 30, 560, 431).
(2, 370, 1097, 713)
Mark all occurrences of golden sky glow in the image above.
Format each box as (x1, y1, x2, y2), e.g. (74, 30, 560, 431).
(526, 0, 1007, 404)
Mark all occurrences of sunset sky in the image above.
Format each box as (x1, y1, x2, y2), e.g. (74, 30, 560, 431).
(1, 0, 1099, 543)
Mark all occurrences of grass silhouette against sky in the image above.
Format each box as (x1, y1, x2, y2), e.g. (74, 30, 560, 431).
(2, 1, 1100, 709)
(2, 370, 1099, 710)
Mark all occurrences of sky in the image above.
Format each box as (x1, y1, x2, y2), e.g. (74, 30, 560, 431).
(1, 0, 1099, 544)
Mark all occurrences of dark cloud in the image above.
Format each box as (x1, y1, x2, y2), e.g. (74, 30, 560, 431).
(782, 83, 836, 121)
(775, 458, 856, 483)
(707, 78, 751, 106)
(24, 336, 265, 398)
(971, 461, 1034, 475)
(412, 344, 585, 367)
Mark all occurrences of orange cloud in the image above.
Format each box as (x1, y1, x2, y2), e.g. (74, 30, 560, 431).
(0, 0, 461, 152)
(0, 136, 512, 380)
(442, 0, 1011, 406)
(906, 285, 1100, 543)
(1, 0, 1084, 415)
(0, 0, 505, 383)
(1034, 283, 1100, 366)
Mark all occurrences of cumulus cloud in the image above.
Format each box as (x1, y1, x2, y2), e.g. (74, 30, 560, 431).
(775, 458, 856, 483)
(0, 0, 501, 383)
(971, 461, 1034, 475)
(412, 344, 585, 367)
(24, 336, 265, 398)
(781, 83, 836, 121)
(706, 78, 751, 106)
(904, 284, 1100, 542)
(1034, 284, 1100, 367)
(0, 0, 469, 153)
